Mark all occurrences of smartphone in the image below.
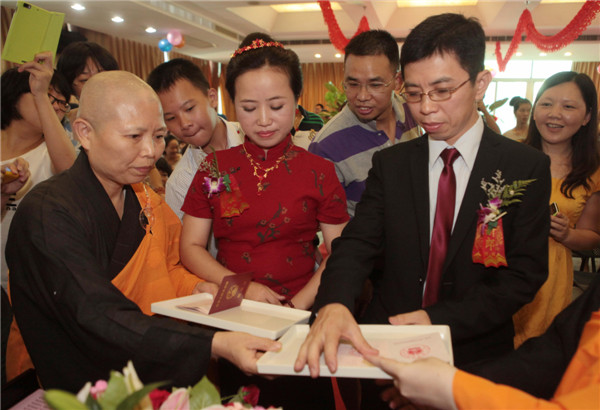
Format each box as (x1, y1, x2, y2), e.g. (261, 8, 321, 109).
(549, 202, 560, 216)
(1, 1, 64, 64)
(1, 167, 19, 184)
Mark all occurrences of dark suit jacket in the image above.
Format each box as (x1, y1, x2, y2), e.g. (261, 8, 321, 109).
(465, 274, 600, 399)
(313, 127, 551, 367)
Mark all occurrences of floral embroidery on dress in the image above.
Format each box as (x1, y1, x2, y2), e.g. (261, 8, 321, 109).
(242, 252, 251, 263)
(256, 203, 290, 243)
(258, 274, 290, 297)
(311, 169, 326, 196)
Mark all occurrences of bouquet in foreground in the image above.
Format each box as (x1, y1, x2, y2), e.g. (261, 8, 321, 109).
(44, 361, 282, 410)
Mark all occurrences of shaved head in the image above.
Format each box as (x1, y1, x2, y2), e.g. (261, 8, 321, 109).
(72, 70, 167, 197)
(78, 71, 162, 130)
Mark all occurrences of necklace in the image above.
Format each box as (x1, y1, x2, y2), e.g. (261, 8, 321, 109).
(244, 143, 290, 194)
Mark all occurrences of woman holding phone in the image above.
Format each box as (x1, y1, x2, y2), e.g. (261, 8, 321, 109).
(513, 71, 600, 347)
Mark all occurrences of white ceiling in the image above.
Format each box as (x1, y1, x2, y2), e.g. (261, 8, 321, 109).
(5, 1, 600, 64)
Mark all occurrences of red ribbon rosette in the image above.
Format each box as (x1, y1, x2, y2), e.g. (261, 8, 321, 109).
(472, 218, 508, 268)
(219, 174, 249, 218)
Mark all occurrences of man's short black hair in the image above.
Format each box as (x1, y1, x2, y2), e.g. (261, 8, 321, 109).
(344, 30, 399, 72)
(400, 13, 485, 82)
(147, 58, 210, 95)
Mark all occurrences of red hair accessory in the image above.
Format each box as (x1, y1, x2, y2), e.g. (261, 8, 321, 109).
(232, 38, 284, 57)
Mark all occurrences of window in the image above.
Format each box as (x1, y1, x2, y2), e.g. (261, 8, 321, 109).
(483, 59, 572, 134)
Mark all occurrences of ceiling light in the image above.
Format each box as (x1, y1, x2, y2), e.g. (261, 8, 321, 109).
(516, 52, 523, 57)
(564, 51, 572, 56)
(334, 53, 342, 58)
(272, 3, 341, 12)
(315, 53, 322, 59)
(397, 0, 477, 6)
(71, 4, 85, 11)
(111, 16, 124, 23)
(540, 0, 583, 3)
(539, 52, 547, 56)
(145, 27, 157, 33)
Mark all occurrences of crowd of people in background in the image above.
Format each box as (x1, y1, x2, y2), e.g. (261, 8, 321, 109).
(1, 10, 599, 410)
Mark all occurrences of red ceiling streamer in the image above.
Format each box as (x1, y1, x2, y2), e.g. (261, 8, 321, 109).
(496, 0, 600, 72)
(319, 0, 370, 52)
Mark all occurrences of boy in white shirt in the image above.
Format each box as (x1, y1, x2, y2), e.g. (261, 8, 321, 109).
(147, 59, 243, 220)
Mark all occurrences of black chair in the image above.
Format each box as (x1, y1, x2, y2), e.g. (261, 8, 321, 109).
(573, 248, 600, 272)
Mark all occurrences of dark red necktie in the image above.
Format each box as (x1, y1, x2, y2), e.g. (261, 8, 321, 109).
(423, 148, 461, 308)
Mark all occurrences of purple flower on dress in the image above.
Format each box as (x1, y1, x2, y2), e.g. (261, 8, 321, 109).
(202, 176, 225, 198)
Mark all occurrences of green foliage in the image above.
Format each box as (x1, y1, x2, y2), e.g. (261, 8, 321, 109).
(189, 376, 221, 409)
(500, 178, 537, 207)
(321, 81, 347, 122)
(97, 371, 128, 409)
(116, 382, 165, 410)
(488, 97, 508, 112)
(45, 390, 89, 410)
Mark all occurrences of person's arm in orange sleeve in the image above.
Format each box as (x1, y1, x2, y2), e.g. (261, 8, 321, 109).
(366, 311, 600, 410)
(453, 367, 599, 410)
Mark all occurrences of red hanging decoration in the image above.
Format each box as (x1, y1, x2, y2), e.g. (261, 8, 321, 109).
(319, 0, 370, 52)
(496, 1, 600, 72)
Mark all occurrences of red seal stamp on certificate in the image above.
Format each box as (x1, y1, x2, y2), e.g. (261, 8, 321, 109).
(399, 345, 431, 360)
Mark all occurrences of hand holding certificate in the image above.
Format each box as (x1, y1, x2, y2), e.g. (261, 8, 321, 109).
(258, 325, 453, 379)
(151, 274, 310, 339)
(294, 303, 377, 377)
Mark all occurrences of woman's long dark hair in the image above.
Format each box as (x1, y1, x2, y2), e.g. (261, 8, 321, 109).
(525, 71, 599, 198)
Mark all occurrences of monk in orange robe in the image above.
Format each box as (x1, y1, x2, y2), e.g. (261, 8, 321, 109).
(6, 71, 280, 392)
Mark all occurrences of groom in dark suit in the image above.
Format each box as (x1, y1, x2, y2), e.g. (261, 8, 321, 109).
(295, 12, 551, 397)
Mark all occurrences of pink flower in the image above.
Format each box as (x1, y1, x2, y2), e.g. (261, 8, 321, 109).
(149, 389, 171, 410)
(202, 176, 225, 198)
(90, 380, 107, 399)
(242, 385, 260, 406)
(488, 197, 502, 210)
(159, 388, 190, 410)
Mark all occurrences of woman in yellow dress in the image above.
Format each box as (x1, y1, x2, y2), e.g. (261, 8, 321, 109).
(513, 71, 600, 347)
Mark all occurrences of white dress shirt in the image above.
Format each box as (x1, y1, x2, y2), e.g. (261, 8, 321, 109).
(428, 117, 483, 240)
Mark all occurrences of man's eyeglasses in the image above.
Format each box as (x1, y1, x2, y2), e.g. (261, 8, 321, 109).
(400, 79, 471, 103)
(48, 94, 71, 113)
(342, 78, 395, 95)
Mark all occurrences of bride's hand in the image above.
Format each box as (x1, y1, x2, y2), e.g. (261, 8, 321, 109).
(245, 282, 285, 304)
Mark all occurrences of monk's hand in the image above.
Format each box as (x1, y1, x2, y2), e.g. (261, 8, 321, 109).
(212, 331, 281, 375)
(388, 309, 431, 325)
(245, 282, 286, 305)
(193, 281, 219, 296)
(294, 303, 377, 378)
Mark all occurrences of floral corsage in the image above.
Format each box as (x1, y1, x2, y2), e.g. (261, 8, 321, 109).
(472, 170, 535, 267)
(199, 150, 249, 218)
(44, 361, 281, 410)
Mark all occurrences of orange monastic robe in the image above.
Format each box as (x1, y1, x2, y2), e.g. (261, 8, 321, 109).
(6, 183, 202, 380)
(453, 310, 600, 409)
